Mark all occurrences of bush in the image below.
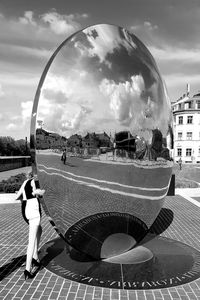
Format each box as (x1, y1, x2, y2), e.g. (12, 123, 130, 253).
(0, 173, 26, 193)
(175, 178, 199, 188)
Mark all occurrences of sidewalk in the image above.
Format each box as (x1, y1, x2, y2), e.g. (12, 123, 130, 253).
(0, 166, 31, 181)
(0, 167, 200, 299)
(0, 194, 200, 299)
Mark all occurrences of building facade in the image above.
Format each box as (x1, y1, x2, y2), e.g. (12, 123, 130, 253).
(36, 128, 67, 149)
(172, 90, 200, 163)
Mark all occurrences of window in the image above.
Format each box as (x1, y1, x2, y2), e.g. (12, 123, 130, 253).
(178, 116, 183, 124)
(187, 116, 193, 124)
(186, 132, 192, 140)
(185, 102, 192, 109)
(186, 148, 192, 156)
(177, 148, 182, 156)
(197, 100, 200, 109)
(178, 132, 182, 140)
(198, 148, 200, 156)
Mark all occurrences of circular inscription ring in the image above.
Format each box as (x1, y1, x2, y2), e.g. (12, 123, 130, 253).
(39, 234, 200, 290)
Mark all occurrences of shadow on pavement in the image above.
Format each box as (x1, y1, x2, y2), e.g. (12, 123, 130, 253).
(0, 255, 26, 281)
(138, 208, 174, 246)
(149, 208, 174, 235)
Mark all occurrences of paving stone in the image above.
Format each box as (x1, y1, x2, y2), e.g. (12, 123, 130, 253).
(67, 292, 76, 300)
(49, 291, 60, 299)
(21, 295, 32, 300)
(0, 194, 200, 300)
(84, 294, 93, 300)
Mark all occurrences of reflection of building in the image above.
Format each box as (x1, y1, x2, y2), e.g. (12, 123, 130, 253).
(115, 131, 136, 151)
(67, 134, 82, 148)
(82, 132, 111, 149)
(172, 85, 200, 163)
(36, 128, 67, 149)
(114, 131, 136, 160)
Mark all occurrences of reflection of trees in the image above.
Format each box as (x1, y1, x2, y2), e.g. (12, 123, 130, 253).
(141, 129, 170, 161)
(150, 129, 170, 161)
(0, 136, 30, 156)
(134, 129, 170, 161)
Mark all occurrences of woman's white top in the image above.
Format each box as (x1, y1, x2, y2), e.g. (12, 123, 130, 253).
(16, 178, 37, 201)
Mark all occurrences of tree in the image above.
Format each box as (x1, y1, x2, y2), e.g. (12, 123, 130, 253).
(0, 136, 30, 156)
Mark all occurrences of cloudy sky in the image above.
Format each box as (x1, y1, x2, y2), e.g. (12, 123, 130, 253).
(0, 0, 200, 139)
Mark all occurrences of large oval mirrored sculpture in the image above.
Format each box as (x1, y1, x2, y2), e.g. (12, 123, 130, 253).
(31, 24, 173, 260)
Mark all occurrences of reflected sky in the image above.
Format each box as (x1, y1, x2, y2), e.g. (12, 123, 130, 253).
(37, 24, 172, 143)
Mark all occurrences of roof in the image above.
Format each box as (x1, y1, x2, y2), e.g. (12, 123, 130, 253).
(171, 95, 189, 106)
(193, 93, 200, 97)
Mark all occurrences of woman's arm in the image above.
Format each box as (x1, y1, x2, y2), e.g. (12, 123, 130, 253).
(31, 179, 37, 196)
(31, 179, 45, 197)
(15, 180, 26, 200)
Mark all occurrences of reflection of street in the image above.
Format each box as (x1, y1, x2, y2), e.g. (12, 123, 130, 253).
(38, 164, 169, 200)
(37, 153, 172, 189)
(36, 153, 172, 238)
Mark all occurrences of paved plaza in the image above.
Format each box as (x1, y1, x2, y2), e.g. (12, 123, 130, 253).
(0, 168, 200, 299)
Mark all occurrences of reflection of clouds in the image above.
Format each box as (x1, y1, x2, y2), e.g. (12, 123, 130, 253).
(42, 89, 67, 104)
(99, 74, 171, 142)
(37, 72, 96, 135)
(100, 75, 144, 125)
(36, 24, 172, 142)
(62, 105, 92, 131)
(74, 25, 137, 69)
(84, 26, 120, 68)
(42, 74, 75, 100)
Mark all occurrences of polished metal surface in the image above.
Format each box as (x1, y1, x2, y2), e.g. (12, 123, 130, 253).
(31, 24, 173, 258)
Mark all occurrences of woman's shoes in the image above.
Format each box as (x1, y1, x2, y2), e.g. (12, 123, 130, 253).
(24, 270, 34, 280)
(32, 258, 41, 268)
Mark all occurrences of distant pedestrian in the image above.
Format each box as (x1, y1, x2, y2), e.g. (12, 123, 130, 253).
(15, 171, 45, 280)
(61, 149, 67, 164)
(178, 157, 182, 170)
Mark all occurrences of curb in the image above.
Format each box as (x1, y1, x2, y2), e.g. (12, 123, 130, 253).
(0, 193, 20, 204)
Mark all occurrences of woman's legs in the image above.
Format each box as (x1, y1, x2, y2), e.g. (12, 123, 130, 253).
(26, 217, 40, 272)
(33, 224, 42, 261)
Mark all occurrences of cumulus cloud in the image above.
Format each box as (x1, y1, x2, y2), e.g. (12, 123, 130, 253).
(41, 74, 75, 101)
(62, 105, 92, 131)
(144, 21, 158, 31)
(21, 101, 33, 123)
(99, 75, 145, 125)
(6, 123, 17, 130)
(0, 9, 87, 65)
(150, 46, 200, 63)
(36, 72, 94, 135)
(19, 11, 37, 26)
(41, 11, 86, 35)
(99, 75, 171, 142)
(75, 25, 137, 68)
(0, 83, 4, 97)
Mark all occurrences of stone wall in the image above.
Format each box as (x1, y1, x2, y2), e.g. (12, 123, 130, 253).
(0, 156, 31, 172)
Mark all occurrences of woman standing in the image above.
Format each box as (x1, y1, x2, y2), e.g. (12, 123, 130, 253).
(15, 171, 45, 280)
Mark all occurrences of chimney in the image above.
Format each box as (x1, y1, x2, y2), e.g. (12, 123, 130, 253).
(186, 83, 190, 96)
